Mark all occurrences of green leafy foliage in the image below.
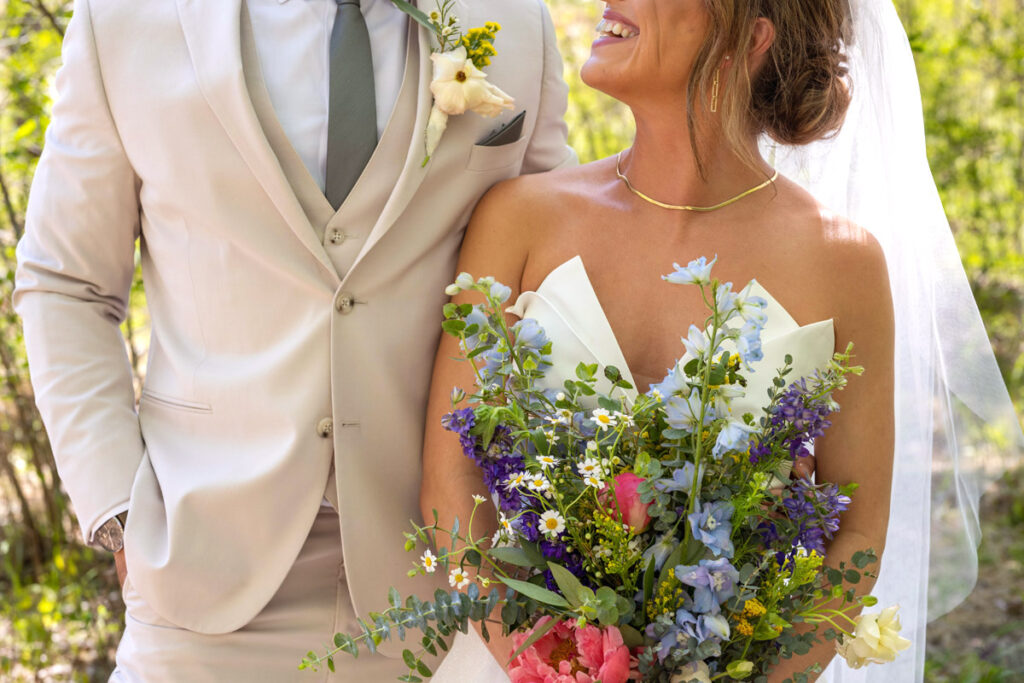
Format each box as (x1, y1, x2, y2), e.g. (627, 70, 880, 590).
(0, 0, 1021, 679)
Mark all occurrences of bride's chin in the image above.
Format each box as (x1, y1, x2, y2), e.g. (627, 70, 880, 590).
(580, 60, 623, 98)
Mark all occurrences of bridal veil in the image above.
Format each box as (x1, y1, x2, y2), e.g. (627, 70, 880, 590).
(762, 0, 1023, 680)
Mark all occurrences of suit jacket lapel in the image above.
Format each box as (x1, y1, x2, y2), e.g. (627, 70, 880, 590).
(346, 21, 434, 277)
(175, 0, 340, 285)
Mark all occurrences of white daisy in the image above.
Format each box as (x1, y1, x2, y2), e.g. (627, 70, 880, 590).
(577, 457, 603, 477)
(584, 475, 603, 489)
(526, 474, 551, 493)
(537, 455, 559, 469)
(498, 512, 513, 533)
(421, 550, 438, 574)
(472, 494, 486, 504)
(448, 568, 471, 589)
(649, 388, 665, 403)
(614, 411, 635, 428)
(505, 472, 527, 490)
(539, 510, 566, 537)
(586, 441, 599, 452)
(592, 408, 616, 431)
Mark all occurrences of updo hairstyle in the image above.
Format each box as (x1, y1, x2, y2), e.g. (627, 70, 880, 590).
(688, 0, 853, 173)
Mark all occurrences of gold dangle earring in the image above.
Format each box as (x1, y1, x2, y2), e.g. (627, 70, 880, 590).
(711, 56, 731, 114)
(711, 69, 721, 113)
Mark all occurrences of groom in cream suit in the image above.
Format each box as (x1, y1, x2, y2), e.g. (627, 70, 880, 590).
(14, 0, 573, 679)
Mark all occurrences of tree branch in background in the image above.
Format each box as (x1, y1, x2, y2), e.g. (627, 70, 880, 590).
(28, 0, 65, 38)
(0, 161, 22, 243)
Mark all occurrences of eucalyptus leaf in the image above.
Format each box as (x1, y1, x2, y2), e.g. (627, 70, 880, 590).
(548, 562, 591, 608)
(390, 0, 438, 34)
(498, 577, 571, 608)
(488, 546, 543, 568)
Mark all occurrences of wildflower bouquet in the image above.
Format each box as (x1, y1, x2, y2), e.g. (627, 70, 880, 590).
(301, 258, 910, 682)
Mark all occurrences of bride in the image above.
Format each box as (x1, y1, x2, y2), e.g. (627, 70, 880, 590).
(420, 0, 1018, 681)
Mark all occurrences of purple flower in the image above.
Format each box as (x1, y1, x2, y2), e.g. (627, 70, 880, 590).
(441, 408, 476, 455)
(675, 558, 739, 614)
(688, 501, 735, 558)
(443, 413, 525, 511)
(783, 479, 851, 555)
(750, 378, 836, 464)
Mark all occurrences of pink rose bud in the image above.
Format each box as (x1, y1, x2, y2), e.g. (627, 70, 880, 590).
(609, 472, 652, 533)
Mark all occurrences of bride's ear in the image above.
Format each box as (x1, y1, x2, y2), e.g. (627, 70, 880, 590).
(747, 17, 775, 71)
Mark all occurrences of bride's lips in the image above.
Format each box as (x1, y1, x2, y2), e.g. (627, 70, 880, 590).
(593, 10, 640, 49)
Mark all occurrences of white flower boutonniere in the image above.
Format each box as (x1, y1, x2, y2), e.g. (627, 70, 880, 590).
(391, 0, 514, 164)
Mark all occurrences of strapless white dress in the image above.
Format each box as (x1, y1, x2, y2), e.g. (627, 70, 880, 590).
(432, 256, 836, 682)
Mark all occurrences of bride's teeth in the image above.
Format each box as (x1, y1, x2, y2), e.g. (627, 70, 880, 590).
(596, 18, 638, 39)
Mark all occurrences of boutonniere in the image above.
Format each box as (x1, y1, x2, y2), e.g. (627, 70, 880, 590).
(391, 0, 515, 164)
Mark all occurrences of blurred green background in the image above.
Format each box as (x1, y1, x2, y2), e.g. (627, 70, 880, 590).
(1, 0, 1021, 680)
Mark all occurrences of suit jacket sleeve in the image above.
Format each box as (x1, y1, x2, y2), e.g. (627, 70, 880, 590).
(521, 0, 578, 174)
(13, 0, 145, 542)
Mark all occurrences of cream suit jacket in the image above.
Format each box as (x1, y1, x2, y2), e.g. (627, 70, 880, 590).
(14, 0, 574, 635)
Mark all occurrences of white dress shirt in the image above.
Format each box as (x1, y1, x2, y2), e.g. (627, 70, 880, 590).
(246, 0, 408, 191)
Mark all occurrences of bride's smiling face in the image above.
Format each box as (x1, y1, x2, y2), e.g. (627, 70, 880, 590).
(581, 0, 712, 103)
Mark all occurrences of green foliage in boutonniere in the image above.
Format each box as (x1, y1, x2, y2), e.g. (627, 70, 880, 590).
(390, 0, 515, 163)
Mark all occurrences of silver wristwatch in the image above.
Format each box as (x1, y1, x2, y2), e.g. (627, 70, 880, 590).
(93, 511, 128, 553)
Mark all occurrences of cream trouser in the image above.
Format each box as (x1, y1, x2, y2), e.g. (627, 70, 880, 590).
(111, 508, 409, 682)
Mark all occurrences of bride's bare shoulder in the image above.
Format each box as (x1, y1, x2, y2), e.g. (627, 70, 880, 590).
(771, 179, 892, 326)
(474, 158, 615, 220)
(460, 159, 614, 280)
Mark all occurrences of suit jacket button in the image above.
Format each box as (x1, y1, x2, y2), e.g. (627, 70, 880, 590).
(335, 293, 355, 314)
(316, 418, 334, 438)
(328, 229, 347, 245)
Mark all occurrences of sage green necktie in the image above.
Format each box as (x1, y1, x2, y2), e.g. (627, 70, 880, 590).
(325, 0, 378, 210)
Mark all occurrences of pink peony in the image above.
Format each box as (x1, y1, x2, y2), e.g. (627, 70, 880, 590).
(509, 617, 634, 683)
(606, 472, 652, 533)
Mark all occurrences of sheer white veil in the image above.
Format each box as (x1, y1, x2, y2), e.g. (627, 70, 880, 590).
(760, 0, 1023, 680)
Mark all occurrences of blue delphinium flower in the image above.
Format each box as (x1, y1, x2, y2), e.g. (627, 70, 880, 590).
(712, 419, 756, 459)
(655, 461, 705, 495)
(477, 347, 508, 385)
(736, 320, 765, 366)
(647, 608, 731, 662)
(460, 307, 491, 353)
(512, 317, 548, 351)
(489, 281, 512, 303)
(665, 393, 713, 433)
(664, 256, 717, 286)
(641, 532, 679, 572)
(735, 285, 768, 327)
(688, 501, 735, 558)
(675, 558, 739, 614)
(648, 364, 688, 402)
(715, 282, 739, 319)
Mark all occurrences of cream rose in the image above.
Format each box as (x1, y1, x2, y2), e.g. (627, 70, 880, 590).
(429, 46, 514, 118)
(671, 660, 712, 683)
(836, 605, 912, 669)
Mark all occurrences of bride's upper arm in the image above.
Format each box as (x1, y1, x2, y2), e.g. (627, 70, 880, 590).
(421, 176, 540, 494)
(814, 224, 896, 550)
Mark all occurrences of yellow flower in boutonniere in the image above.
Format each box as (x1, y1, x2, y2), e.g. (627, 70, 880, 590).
(390, 0, 515, 163)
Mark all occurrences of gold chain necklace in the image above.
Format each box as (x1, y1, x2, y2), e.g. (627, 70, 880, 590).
(615, 151, 779, 212)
